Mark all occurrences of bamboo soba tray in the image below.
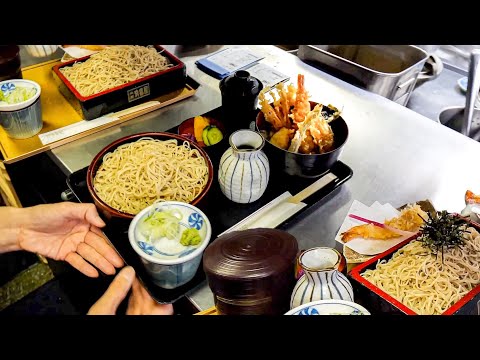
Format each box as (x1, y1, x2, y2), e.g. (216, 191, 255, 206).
(0, 59, 199, 164)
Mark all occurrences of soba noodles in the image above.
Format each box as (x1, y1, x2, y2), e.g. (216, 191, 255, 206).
(60, 45, 173, 97)
(93, 137, 209, 215)
(362, 226, 480, 315)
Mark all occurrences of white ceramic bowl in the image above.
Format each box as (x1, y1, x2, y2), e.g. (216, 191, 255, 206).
(128, 201, 212, 289)
(285, 299, 371, 315)
(24, 45, 59, 58)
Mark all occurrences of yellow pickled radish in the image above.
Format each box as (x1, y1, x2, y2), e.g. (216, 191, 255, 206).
(194, 116, 210, 142)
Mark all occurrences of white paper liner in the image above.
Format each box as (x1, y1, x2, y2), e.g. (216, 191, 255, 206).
(335, 200, 416, 256)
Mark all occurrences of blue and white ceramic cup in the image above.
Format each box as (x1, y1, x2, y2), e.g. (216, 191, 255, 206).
(0, 79, 43, 139)
(128, 201, 212, 289)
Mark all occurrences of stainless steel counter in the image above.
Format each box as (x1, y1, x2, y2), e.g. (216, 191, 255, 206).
(47, 45, 480, 312)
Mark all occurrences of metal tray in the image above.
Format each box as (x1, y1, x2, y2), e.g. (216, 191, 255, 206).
(52, 45, 187, 120)
(65, 107, 353, 304)
(297, 45, 429, 106)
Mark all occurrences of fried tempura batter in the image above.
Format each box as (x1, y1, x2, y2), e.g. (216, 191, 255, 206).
(341, 223, 402, 243)
(259, 74, 339, 154)
(291, 74, 310, 124)
(384, 204, 427, 232)
(270, 127, 295, 150)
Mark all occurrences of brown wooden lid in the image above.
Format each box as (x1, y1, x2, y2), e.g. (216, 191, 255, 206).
(203, 228, 299, 299)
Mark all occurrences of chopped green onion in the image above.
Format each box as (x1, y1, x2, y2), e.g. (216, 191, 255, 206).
(0, 86, 37, 105)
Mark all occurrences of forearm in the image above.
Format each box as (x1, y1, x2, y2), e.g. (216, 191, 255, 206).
(0, 206, 27, 253)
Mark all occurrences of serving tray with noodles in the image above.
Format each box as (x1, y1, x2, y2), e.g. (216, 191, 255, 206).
(0, 58, 199, 164)
(348, 214, 480, 315)
(65, 108, 354, 304)
(52, 45, 187, 120)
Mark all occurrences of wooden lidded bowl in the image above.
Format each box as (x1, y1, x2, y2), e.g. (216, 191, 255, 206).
(203, 228, 299, 315)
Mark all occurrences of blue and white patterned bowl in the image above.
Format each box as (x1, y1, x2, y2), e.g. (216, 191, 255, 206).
(128, 201, 212, 289)
(285, 299, 370, 315)
(0, 79, 43, 139)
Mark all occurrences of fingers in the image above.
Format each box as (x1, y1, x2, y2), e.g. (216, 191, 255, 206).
(64, 202, 106, 228)
(76, 242, 116, 276)
(87, 266, 136, 315)
(160, 304, 174, 315)
(131, 276, 144, 295)
(84, 204, 106, 228)
(65, 252, 99, 278)
(85, 229, 124, 268)
(127, 277, 174, 315)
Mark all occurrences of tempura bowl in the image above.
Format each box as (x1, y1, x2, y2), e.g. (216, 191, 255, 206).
(128, 201, 212, 289)
(86, 132, 214, 220)
(255, 101, 349, 178)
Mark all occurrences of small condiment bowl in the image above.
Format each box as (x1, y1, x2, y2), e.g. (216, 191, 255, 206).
(0, 79, 43, 139)
(285, 299, 370, 315)
(128, 201, 212, 289)
(178, 116, 226, 148)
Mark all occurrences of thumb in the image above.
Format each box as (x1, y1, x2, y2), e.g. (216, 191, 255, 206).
(87, 266, 136, 315)
(84, 203, 106, 228)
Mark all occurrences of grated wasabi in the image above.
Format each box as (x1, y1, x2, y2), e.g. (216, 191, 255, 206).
(180, 228, 202, 246)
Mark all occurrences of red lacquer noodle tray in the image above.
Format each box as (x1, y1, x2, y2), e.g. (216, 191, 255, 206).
(348, 214, 480, 315)
(52, 45, 187, 120)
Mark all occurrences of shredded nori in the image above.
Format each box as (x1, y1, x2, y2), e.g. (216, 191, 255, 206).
(418, 210, 468, 259)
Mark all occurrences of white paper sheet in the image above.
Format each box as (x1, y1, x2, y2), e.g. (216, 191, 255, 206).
(204, 48, 263, 73)
(244, 63, 290, 88)
(60, 46, 106, 59)
(335, 200, 415, 256)
(217, 191, 306, 237)
(39, 115, 119, 145)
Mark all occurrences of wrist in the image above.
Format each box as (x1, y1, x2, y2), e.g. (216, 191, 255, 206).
(0, 206, 26, 253)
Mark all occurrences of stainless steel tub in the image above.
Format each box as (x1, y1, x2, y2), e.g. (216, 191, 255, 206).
(298, 45, 430, 106)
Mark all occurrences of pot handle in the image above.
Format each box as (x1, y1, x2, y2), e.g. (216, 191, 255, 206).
(462, 49, 480, 136)
(415, 54, 444, 87)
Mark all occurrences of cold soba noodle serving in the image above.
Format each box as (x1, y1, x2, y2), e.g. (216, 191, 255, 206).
(362, 211, 480, 315)
(59, 45, 173, 97)
(93, 138, 209, 215)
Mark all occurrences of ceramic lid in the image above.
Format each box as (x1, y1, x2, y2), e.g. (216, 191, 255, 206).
(203, 228, 298, 298)
(219, 70, 263, 98)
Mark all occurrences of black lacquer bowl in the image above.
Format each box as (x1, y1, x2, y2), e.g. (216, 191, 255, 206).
(255, 101, 349, 178)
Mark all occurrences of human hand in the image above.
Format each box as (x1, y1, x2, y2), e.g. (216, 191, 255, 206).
(87, 266, 174, 315)
(18, 202, 123, 277)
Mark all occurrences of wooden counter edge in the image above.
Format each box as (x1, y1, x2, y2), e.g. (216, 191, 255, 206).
(194, 306, 218, 315)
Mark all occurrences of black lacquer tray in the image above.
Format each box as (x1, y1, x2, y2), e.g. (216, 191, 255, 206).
(65, 109, 353, 304)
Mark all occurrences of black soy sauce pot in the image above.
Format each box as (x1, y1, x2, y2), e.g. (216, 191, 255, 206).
(219, 70, 263, 134)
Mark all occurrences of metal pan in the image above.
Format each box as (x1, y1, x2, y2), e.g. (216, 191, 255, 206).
(298, 45, 433, 106)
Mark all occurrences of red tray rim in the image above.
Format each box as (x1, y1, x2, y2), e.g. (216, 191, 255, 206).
(348, 213, 480, 315)
(52, 45, 186, 102)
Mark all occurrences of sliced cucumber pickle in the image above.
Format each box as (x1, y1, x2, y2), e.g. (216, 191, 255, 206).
(206, 126, 223, 145)
(202, 126, 211, 146)
(202, 125, 223, 146)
